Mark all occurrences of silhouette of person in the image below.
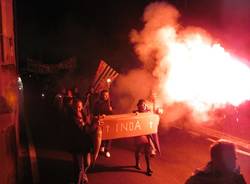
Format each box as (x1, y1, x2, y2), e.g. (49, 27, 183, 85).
(68, 100, 93, 184)
(185, 140, 247, 184)
(93, 89, 113, 158)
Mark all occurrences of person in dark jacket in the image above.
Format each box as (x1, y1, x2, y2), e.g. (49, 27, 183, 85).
(68, 100, 93, 184)
(185, 140, 247, 184)
(93, 89, 113, 158)
(133, 99, 153, 176)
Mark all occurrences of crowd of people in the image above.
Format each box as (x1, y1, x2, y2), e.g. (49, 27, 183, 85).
(53, 86, 162, 183)
(52, 86, 247, 184)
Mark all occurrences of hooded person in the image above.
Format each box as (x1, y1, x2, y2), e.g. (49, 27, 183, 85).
(185, 140, 247, 184)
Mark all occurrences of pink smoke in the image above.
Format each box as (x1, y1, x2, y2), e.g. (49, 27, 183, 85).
(129, 2, 250, 123)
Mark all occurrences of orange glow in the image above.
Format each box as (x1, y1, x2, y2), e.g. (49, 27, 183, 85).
(161, 30, 250, 112)
(107, 78, 112, 83)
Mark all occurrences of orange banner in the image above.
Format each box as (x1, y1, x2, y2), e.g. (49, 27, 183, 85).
(101, 112, 160, 140)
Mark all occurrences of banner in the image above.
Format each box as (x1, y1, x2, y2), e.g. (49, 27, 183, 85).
(101, 112, 160, 140)
(26, 57, 76, 74)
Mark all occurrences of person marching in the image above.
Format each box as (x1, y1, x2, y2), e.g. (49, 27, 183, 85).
(133, 99, 153, 176)
(93, 89, 113, 158)
(68, 99, 93, 184)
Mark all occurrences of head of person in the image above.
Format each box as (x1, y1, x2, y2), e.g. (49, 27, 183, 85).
(210, 140, 237, 174)
(66, 89, 73, 97)
(64, 89, 73, 105)
(100, 89, 110, 101)
(75, 100, 83, 112)
(60, 87, 66, 95)
(137, 99, 147, 112)
(73, 86, 79, 93)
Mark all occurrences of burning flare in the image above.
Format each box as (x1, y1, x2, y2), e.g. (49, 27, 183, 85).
(130, 2, 250, 119)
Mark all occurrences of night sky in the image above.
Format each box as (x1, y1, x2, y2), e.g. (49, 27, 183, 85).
(15, 0, 250, 77)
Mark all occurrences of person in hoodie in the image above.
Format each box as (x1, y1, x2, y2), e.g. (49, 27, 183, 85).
(185, 140, 247, 184)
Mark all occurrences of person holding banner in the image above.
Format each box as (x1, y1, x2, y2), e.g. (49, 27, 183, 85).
(133, 99, 153, 176)
(93, 89, 113, 158)
(69, 100, 93, 184)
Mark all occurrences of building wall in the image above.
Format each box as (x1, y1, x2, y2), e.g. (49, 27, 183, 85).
(0, 0, 18, 183)
(0, 0, 16, 65)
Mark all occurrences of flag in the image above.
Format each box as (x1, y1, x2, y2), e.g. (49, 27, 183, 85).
(83, 60, 119, 163)
(91, 60, 119, 93)
(83, 60, 119, 119)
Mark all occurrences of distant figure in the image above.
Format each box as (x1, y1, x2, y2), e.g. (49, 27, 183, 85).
(73, 86, 81, 101)
(185, 140, 247, 184)
(63, 89, 74, 111)
(54, 86, 66, 112)
(133, 99, 153, 176)
(93, 89, 113, 158)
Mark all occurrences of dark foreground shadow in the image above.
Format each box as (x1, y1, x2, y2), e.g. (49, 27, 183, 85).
(89, 164, 145, 174)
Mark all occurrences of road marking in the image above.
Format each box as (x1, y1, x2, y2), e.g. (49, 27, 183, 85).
(205, 137, 250, 157)
(236, 149, 250, 157)
(185, 128, 250, 157)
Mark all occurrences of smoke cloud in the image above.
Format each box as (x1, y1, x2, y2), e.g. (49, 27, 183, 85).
(112, 69, 154, 114)
(115, 2, 250, 127)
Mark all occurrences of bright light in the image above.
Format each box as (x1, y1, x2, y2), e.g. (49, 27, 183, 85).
(17, 76, 23, 90)
(156, 108, 164, 114)
(18, 77, 22, 82)
(131, 2, 250, 120)
(161, 30, 250, 112)
(107, 78, 112, 83)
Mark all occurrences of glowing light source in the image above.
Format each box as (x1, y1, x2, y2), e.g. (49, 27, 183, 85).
(130, 2, 250, 121)
(160, 30, 250, 112)
(107, 78, 112, 83)
(17, 76, 23, 90)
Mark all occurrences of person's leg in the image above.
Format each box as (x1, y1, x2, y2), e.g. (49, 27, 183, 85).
(78, 154, 88, 184)
(84, 152, 91, 172)
(145, 144, 153, 176)
(104, 140, 112, 157)
(149, 135, 157, 157)
(72, 153, 80, 182)
(135, 145, 142, 170)
(100, 141, 105, 152)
